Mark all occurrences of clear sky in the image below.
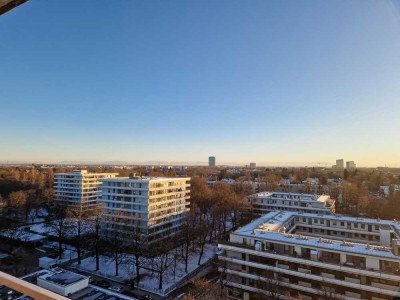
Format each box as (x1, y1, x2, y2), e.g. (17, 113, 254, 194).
(1, 0, 400, 167)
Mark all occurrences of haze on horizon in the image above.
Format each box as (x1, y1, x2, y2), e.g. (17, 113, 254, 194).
(1, 1, 399, 167)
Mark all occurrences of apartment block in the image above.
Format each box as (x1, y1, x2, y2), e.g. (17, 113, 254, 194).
(54, 170, 117, 209)
(336, 159, 345, 169)
(100, 174, 190, 243)
(248, 192, 335, 215)
(347, 161, 357, 170)
(218, 211, 400, 300)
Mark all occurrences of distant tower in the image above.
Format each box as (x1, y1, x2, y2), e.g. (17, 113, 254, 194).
(250, 162, 256, 170)
(336, 159, 344, 169)
(346, 161, 356, 170)
(209, 156, 216, 167)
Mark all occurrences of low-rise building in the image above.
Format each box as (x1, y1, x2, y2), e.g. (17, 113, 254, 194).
(218, 211, 400, 300)
(37, 270, 88, 297)
(248, 192, 335, 215)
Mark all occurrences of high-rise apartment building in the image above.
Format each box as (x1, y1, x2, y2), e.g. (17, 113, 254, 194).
(249, 162, 256, 170)
(54, 170, 117, 210)
(336, 159, 345, 169)
(209, 156, 216, 167)
(218, 211, 400, 300)
(347, 161, 356, 170)
(100, 174, 190, 243)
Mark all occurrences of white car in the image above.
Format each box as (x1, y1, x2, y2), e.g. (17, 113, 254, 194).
(50, 267, 63, 274)
(108, 286, 123, 292)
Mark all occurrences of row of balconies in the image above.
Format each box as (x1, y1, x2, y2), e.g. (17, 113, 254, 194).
(219, 242, 400, 280)
(220, 260, 400, 298)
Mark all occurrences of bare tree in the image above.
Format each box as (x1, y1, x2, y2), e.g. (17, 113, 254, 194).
(183, 278, 229, 300)
(253, 270, 283, 300)
(67, 204, 92, 265)
(196, 217, 210, 265)
(130, 218, 146, 285)
(149, 240, 174, 290)
(87, 203, 105, 271)
(8, 190, 27, 219)
(104, 210, 129, 276)
(181, 214, 196, 273)
(48, 204, 69, 259)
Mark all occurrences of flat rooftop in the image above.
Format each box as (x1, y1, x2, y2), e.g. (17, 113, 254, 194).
(232, 211, 400, 259)
(252, 192, 331, 203)
(101, 176, 190, 182)
(39, 270, 87, 286)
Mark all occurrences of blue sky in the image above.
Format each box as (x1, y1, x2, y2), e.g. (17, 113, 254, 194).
(1, 0, 399, 166)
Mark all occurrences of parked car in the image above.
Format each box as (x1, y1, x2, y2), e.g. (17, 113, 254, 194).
(140, 296, 152, 300)
(109, 286, 123, 292)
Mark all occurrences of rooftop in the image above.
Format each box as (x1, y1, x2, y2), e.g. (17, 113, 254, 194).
(252, 192, 331, 203)
(39, 270, 87, 286)
(232, 211, 400, 259)
(55, 170, 118, 176)
(101, 176, 190, 182)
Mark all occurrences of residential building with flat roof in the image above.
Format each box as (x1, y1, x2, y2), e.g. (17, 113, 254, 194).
(218, 211, 400, 300)
(54, 170, 117, 210)
(248, 192, 335, 215)
(100, 174, 190, 243)
(37, 269, 88, 296)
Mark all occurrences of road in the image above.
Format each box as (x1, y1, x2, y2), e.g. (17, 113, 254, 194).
(66, 266, 163, 300)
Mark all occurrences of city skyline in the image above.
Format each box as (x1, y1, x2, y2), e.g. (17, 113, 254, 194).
(1, 1, 400, 166)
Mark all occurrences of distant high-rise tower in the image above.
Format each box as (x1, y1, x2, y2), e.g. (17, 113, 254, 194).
(336, 159, 344, 169)
(346, 161, 356, 170)
(250, 162, 256, 170)
(209, 156, 216, 167)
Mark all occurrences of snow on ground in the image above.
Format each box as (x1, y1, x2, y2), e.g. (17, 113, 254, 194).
(74, 243, 217, 295)
(30, 222, 53, 235)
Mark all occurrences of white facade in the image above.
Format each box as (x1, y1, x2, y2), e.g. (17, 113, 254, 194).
(37, 270, 88, 296)
(100, 175, 190, 243)
(54, 170, 117, 209)
(248, 192, 336, 215)
(219, 211, 400, 300)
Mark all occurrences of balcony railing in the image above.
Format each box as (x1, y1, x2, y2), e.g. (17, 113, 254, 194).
(218, 241, 400, 278)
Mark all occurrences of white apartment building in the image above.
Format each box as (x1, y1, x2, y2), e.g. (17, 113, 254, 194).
(248, 192, 336, 215)
(54, 170, 117, 209)
(100, 174, 190, 243)
(218, 211, 400, 300)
